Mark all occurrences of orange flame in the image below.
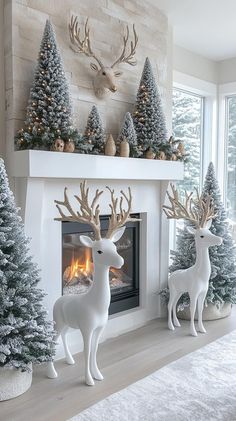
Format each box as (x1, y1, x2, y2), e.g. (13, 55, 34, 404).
(66, 248, 92, 282)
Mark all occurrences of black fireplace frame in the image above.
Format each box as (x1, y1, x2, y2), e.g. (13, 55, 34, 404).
(61, 214, 140, 315)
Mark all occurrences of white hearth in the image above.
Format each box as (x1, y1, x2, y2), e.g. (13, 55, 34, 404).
(10, 151, 183, 359)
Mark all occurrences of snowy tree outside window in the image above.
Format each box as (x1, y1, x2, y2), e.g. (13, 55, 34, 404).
(172, 89, 203, 198)
(226, 96, 236, 222)
(172, 88, 204, 235)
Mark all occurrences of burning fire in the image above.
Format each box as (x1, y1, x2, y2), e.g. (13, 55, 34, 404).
(66, 249, 93, 282)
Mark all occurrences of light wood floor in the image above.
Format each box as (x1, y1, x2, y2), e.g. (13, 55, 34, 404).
(1, 310, 236, 421)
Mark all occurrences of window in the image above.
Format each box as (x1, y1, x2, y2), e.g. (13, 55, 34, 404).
(172, 88, 204, 197)
(225, 96, 236, 222)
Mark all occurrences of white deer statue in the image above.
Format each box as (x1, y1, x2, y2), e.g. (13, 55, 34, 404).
(69, 15, 138, 99)
(47, 181, 138, 385)
(163, 184, 222, 337)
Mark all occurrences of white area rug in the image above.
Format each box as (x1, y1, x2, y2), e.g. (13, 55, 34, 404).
(69, 331, 236, 421)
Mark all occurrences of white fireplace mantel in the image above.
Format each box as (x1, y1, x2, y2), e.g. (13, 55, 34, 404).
(9, 150, 184, 180)
(9, 150, 184, 359)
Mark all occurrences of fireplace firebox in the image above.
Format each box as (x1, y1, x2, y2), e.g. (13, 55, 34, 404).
(62, 215, 140, 315)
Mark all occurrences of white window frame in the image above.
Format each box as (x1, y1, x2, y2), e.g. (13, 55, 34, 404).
(218, 82, 236, 209)
(173, 71, 217, 177)
(170, 71, 217, 250)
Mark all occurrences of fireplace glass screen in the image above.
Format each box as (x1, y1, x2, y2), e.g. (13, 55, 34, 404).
(62, 215, 140, 314)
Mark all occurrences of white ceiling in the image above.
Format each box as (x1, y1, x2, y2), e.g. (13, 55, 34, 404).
(153, 0, 236, 61)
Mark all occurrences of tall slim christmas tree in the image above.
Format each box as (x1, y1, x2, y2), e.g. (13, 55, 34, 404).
(164, 162, 236, 309)
(15, 20, 80, 151)
(117, 112, 142, 158)
(133, 57, 170, 157)
(83, 105, 105, 154)
(0, 159, 54, 371)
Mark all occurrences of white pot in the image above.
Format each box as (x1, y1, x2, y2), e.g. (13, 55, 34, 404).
(177, 302, 232, 321)
(0, 364, 32, 401)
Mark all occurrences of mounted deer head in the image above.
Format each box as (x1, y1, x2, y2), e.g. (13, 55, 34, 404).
(69, 16, 138, 99)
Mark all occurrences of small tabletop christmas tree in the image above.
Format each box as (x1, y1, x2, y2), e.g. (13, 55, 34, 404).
(164, 162, 236, 310)
(133, 57, 169, 157)
(83, 105, 105, 154)
(0, 159, 54, 371)
(15, 20, 80, 151)
(117, 112, 142, 158)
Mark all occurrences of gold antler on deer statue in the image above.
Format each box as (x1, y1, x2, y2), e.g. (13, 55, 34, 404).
(163, 183, 217, 228)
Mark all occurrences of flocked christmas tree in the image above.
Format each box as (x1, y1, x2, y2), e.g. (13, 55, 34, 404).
(133, 57, 173, 157)
(117, 112, 142, 158)
(162, 162, 236, 309)
(0, 159, 54, 371)
(15, 20, 81, 151)
(83, 105, 105, 154)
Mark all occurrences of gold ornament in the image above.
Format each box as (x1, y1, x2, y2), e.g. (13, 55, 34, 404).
(145, 147, 155, 159)
(171, 153, 177, 161)
(119, 137, 130, 157)
(177, 142, 185, 155)
(105, 134, 116, 156)
(64, 140, 75, 153)
(156, 151, 166, 160)
(51, 138, 65, 152)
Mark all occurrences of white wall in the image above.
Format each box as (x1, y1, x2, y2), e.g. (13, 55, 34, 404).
(218, 57, 236, 84)
(174, 44, 236, 86)
(173, 45, 218, 85)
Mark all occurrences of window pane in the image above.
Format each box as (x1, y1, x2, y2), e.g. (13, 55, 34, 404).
(172, 89, 203, 198)
(226, 96, 236, 222)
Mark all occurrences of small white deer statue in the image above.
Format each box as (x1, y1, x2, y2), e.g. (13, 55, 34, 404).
(163, 184, 222, 337)
(69, 16, 138, 99)
(47, 181, 138, 385)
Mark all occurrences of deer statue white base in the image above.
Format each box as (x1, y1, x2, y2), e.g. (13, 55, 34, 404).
(163, 185, 222, 337)
(47, 182, 137, 385)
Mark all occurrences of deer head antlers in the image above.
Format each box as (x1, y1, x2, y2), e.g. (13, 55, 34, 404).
(69, 16, 104, 69)
(54, 181, 138, 240)
(163, 184, 217, 228)
(68, 15, 138, 98)
(69, 15, 138, 70)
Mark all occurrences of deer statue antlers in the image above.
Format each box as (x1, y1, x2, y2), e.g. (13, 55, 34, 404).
(163, 183, 217, 228)
(105, 186, 138, 239)
(68, 15, 138, 98)
(54, 181, 138, 239)
(55, 181, 103, 240)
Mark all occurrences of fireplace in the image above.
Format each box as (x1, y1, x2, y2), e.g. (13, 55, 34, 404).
(62, 215, 140, 315)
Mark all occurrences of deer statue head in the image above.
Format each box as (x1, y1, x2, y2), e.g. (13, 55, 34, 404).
(163, 184, 222, 247)
(55, 181, 138, 269)
(69, 16, 138, 99)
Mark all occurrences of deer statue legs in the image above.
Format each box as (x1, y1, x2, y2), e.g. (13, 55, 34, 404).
(90, 327, 104, 380)
(47, 323, 105, 386)
(168, 288, 209, 337)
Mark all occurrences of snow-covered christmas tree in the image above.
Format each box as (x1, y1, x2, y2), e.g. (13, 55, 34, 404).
(133, 57, 172, 157)
(83, 105, 105, 154)
(117, 112, 142, 158)
(0, 159, 54, 371)
(15, 20, 80, 151)
(162, 162, 236, 309)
